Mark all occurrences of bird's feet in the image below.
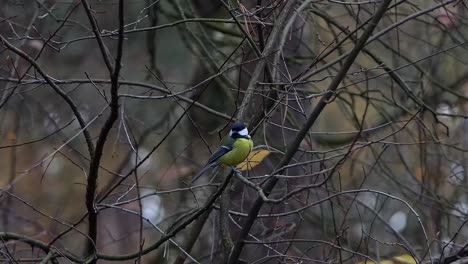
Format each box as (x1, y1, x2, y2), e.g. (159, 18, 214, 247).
(232, 167, 242, 176)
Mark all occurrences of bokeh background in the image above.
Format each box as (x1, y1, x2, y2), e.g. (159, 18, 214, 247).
(0, 0, 467, 263)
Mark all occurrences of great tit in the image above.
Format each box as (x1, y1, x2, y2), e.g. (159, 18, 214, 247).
(191, 122, 253, 183)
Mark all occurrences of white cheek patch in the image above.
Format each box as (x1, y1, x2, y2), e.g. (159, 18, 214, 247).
(238, 128, 249, 136)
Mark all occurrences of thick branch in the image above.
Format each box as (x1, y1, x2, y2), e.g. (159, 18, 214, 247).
(84, 0, 124, 260)
(81, 0, 115, 73)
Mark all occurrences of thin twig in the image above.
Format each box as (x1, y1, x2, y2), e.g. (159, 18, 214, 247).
(0, 35, 96, 158)
(236, 0, 298, 121)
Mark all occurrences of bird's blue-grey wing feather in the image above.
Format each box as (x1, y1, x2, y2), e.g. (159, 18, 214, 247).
(207, 145, 232, 164)
(191, 162, 217, 183)
(192, 145, 232, 183)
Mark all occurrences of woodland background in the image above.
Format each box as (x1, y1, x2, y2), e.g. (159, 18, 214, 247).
(0, 0, 467, 263)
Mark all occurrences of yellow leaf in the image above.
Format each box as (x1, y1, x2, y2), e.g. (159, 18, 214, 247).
(356, 260, 393, 264)
(236, 149, 270, 171)
(393, 255, 417, 264)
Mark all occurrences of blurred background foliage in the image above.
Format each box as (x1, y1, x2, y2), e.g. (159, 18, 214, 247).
(0, 0, 467, 263)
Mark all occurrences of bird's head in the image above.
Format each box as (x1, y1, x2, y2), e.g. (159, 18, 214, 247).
(229, 122, 250, 139)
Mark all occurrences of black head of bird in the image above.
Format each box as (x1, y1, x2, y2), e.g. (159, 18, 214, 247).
(229, 122, 250, 139)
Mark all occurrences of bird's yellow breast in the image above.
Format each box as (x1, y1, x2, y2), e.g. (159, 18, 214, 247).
(218, 138, 253, 166)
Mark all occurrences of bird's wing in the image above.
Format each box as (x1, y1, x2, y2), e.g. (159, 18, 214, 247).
(191, 162, 217, 183)
(191, 144, 233, 183)
(207, 145, 232, 164)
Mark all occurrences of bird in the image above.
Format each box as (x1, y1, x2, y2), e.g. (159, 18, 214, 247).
(191, 122, 253, 183)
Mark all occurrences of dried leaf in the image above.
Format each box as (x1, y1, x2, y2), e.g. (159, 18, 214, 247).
(393, 254, 417, 264)
(236, 149, 270, 171)
(356, 255, 417, 264)
(357, 260, 393, 264)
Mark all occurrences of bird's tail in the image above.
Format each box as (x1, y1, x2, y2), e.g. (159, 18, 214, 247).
(191, 162, 217, 183)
